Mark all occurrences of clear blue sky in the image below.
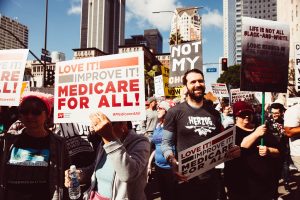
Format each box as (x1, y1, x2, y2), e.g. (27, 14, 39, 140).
(0, 0, 224, 64)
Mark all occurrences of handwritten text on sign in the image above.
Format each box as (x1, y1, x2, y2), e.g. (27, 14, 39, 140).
(178, 126, 236, 180)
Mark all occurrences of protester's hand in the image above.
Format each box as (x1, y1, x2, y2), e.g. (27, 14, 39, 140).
(169, 158, 188, 182)
(257, 145, 269, 157)
(225, 145, 241, 159)
(254, 124, 267, 137)
(89, 112, 114, 138)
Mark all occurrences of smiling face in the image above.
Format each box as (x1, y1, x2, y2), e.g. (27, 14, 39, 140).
(185, 72, 206, 103)
(19, 98, 48, 131)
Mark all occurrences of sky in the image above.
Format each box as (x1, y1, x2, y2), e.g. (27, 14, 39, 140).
(0, 0, 223, 88)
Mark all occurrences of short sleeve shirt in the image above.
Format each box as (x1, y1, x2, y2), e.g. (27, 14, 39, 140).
(164, 101, 222, 152)
(284, 104, 300, 156)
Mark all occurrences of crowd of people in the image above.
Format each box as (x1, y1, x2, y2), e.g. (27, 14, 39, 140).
(0, 69, 300, 200)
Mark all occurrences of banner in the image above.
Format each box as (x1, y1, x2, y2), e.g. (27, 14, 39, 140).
(54, 52, 146, 123)
(295, 42, 300, 92)
(211, 83, 229, 98)
(154, 75, 164, 97)
(178, 126, 236, 180)
(0, 49, 29, 106)
(241, 17, 289, 92)
(169, 41, 203, 87)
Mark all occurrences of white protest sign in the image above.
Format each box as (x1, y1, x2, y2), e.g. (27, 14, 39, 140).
(54, 52, 146, 123)
(230, 88, 257, 104)
(0, 49, 29, 106)
(211, 83, 229, 98)
(154, 75, 164, 97)
(178, 126, 236, 181)
(295, 42, 300, 92)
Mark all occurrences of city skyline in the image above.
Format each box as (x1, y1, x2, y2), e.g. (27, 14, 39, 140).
(0, 0, 223, 64)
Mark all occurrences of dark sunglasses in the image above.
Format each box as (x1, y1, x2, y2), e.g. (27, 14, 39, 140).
(238, 111, 253, 118)
(19, 108, 44, 116)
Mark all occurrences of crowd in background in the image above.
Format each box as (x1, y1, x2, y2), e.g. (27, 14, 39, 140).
(1, 70, 300, 200)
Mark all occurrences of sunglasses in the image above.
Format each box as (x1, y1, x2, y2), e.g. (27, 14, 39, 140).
(237, 111, 253, 118)
(19, 108, 44, 116)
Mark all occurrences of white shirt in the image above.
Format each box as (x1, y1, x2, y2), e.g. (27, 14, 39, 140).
(284, 104, 300, 156)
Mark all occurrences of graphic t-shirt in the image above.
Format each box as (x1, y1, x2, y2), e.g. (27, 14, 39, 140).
(57, 123, 95, 168)
(6, 133, 50, 200)
(164, 101, 222, 153)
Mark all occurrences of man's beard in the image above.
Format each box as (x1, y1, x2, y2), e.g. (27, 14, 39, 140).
(187, 86, 205, 103)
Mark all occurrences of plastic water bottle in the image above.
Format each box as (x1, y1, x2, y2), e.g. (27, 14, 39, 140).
(68, 165, 81, 199)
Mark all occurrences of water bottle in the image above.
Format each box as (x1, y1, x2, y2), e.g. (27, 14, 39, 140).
(68, 165, 81, 199)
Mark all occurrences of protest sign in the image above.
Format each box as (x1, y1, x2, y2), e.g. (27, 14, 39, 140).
(169, 41, 202, 87)
(230, 88, 258, 104)
(161, 65, 183, 97)
(295, 42, 300, 92)
(241, 17, 289, 92)
(154, 75, 164, 97)
(178, 126, 236, 180)
(0, 49, 28, 106)
(211, 83, 229, 98)
(54, 52, 146, 123)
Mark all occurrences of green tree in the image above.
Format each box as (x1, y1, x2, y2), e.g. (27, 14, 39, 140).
(169, 30, 184, 45)
(217, 64, 240, 88)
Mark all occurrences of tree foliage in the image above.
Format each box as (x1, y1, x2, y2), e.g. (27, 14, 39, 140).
(217, 64, 241, 88)
(169, 30, 184, 45)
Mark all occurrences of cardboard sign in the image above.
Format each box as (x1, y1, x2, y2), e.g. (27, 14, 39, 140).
(0, 49, 29, 106)
(154, 75, 164, 97)
(169, 41, 203, 87)
(178, 126, 236, 180)
(241, 17, 289, 92)
(54, 52, 146, 123)
(295, 42, 300, 92)
(211, 83, 229, 98)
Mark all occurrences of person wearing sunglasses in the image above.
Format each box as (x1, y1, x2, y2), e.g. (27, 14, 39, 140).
(0, 92, 69, 200)
(224, 101, 283, 200)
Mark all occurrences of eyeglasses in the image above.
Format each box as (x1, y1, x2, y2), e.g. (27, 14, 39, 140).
(157, 107, 166, 111)
(19, 108, 44, 116)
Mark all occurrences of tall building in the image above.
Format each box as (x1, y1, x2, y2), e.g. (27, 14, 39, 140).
(125, 35, 149, 47)
(0, 14, 28, 50)
(277, 0, 300, 61)
(223, 0, 277, 65)
(80, 0, 125, 54)
(170, 7, 202, 43)
(51, 51, 65, 63)
(144, 29, 163, 54)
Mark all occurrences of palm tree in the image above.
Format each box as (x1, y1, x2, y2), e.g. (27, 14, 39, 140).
(169, 30, 184, 45)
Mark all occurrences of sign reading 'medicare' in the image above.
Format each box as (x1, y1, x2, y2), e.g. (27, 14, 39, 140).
(54, 52, 146, 123)
(178, 126, 236, 181)
(0, 49, 28, 106)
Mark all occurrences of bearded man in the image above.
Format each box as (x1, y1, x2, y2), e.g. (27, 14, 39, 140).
(161, 69, 223, 200)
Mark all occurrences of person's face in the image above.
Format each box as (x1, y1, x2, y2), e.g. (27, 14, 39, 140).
(19, 100, 47, 130)
(157, 106, 166, 119)
(223, 106, 232, 115)
(271, 108, 282, 120)
(185, 72, 206, 102)
(150, 101, 157, 109)
(236, 110, 253, 126)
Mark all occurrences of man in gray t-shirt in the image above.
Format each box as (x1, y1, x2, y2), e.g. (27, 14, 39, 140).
(141, 97, 158, 141)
